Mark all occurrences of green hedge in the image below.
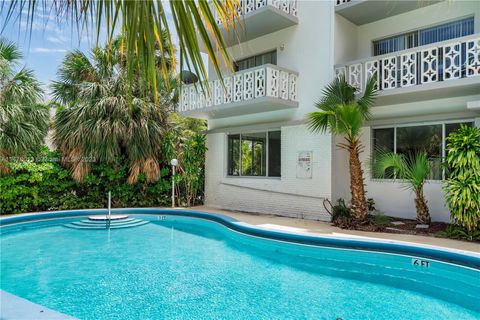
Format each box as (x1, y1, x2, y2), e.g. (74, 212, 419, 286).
(0, 150, 171, 215)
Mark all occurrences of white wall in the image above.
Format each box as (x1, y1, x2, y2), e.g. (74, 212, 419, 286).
(331, 134, 352, 207)
(208, 0, 334, 130)
(203, 1, 335, 219)
(205, 124, 332, 220)
(203, 0, 480, 221)
(334, 14, 358, 64)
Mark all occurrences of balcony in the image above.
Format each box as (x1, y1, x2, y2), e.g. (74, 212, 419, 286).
(179, 64, 299, 119)
(335, 35, 480, 106)
(335, 0, 443, 25)
(210, 0, 298, 47)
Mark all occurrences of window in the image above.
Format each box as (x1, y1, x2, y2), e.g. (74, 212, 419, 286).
(373, 17, 474, 56)
(241, 132, 266, 176)
(396, 125, 442, 180)
(234, 51, 277, 72)
(227, 131, 281, 177)
(267, 131, 281, 177)
(372, 121, 474, 180)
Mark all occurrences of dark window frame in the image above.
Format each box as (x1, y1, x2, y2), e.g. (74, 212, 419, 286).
(234, 50, 277, 72)
(227, 130, 281, 178)
(372, 17, 474, 56)
(371, 120, 474, 180)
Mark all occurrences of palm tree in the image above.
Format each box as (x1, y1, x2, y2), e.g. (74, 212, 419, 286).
(51, 37, 178, 184)
(308, 76, 377, 223)
(372, 152, 431, 224)
(3, 0, 240, 99)
(0, 38, 49, 174)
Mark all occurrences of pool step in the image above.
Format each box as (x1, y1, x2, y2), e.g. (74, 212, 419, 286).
(63, 217, 149, 230)
(72, 218, 137, 226)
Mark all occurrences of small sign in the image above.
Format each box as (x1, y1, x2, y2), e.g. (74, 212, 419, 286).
(411, 258, 431, 268)
(296, 151, 312, 179)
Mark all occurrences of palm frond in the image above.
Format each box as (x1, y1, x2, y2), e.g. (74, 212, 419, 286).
(2, 1, 236, 100)
(335, 103, 364, 143)
(316, 75, 356, 111)
(52, 38, 176, 183)
(356, 75, 377, 119)
(0, 39, 48, 165)
(404, 152, 430, 192)
(372, 151, 406, 180)
(307, 110, 336, 134)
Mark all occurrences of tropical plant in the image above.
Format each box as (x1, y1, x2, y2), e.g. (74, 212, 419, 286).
(371, 210, 390, 228)
(0, 148, 171, 215)
(51, 37, 177, 183)
(441, 225, 480, 242)
(3, 0, 240, 99)
(373, 152, 431, 224)
(178, 133, 207, 206)
(443, 125, 480, 233)
(0, 38, 49, 174)
(331, 198, 352, 228)
(163, 113, 207, 207)
(308, 75, 377, 223)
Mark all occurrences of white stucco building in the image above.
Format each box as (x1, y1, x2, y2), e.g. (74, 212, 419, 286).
(179, 0, 480, 222)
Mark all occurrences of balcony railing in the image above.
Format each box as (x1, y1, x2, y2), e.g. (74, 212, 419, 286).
(179, 64, 298, 114)
(214, 0, 298, 23)
(335, 35, 480, 93)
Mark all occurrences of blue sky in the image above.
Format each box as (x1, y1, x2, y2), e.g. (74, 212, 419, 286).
(1, 3, 184, 99)
(1, 8, 100, 93)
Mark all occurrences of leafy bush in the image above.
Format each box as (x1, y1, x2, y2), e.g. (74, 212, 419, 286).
(443, 125, 480, 233)
(371, 210, 390, 227)
(163, 114, 207, 207)
(0, 149, 171, 214)
(177, 134, 206, 206)
(331, 199, 352, 228)
(439, 225, 480, 242)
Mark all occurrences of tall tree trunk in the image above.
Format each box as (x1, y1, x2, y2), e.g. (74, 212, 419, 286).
(414, 189, 430, 224)
(348, 142, 369, 223)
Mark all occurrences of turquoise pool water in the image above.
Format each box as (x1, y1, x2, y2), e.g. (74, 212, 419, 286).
(1, 214, 479, 320)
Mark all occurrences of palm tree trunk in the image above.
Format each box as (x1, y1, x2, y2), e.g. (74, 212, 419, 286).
(348, 142, 369, 223)
(414, 189, 430, 224)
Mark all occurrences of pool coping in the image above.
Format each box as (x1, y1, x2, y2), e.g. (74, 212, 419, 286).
(2, 208, 480, 270)
(0, 290, 78, 320)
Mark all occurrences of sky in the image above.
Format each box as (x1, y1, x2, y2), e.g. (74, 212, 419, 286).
(1, 8, 99, 93)
(0, 2, 187, 99)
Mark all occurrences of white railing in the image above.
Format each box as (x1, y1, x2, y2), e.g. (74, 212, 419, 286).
(335, 0, 352, 6)
(179, 64, 299, 113)
(335, 35, 480, 93)
(213, 0, 298, 24)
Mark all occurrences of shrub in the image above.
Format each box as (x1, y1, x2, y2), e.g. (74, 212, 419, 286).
(439, 225, 480, 242)
(331, 199, 352, 228)
(0, 149, 171, 214)
(371, 210, 390, 228)
(163, 114, 207, 207)
(367, 198, 376, 211)
(177, 134, 206, 206)
(443, 125, 480, 233)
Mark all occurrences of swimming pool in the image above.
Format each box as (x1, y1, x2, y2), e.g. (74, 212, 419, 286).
(1, 209, 479, 319)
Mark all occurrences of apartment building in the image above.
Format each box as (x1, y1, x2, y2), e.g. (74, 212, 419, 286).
(179, 0, 480, 222)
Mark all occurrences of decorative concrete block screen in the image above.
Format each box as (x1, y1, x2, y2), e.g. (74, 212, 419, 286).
(179, 64, 299, 112)
(334, 35, 480, 93)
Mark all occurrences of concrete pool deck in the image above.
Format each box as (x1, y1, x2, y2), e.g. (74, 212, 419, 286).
(0, 290, 78, 320)
(189, 206, 480, 254)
